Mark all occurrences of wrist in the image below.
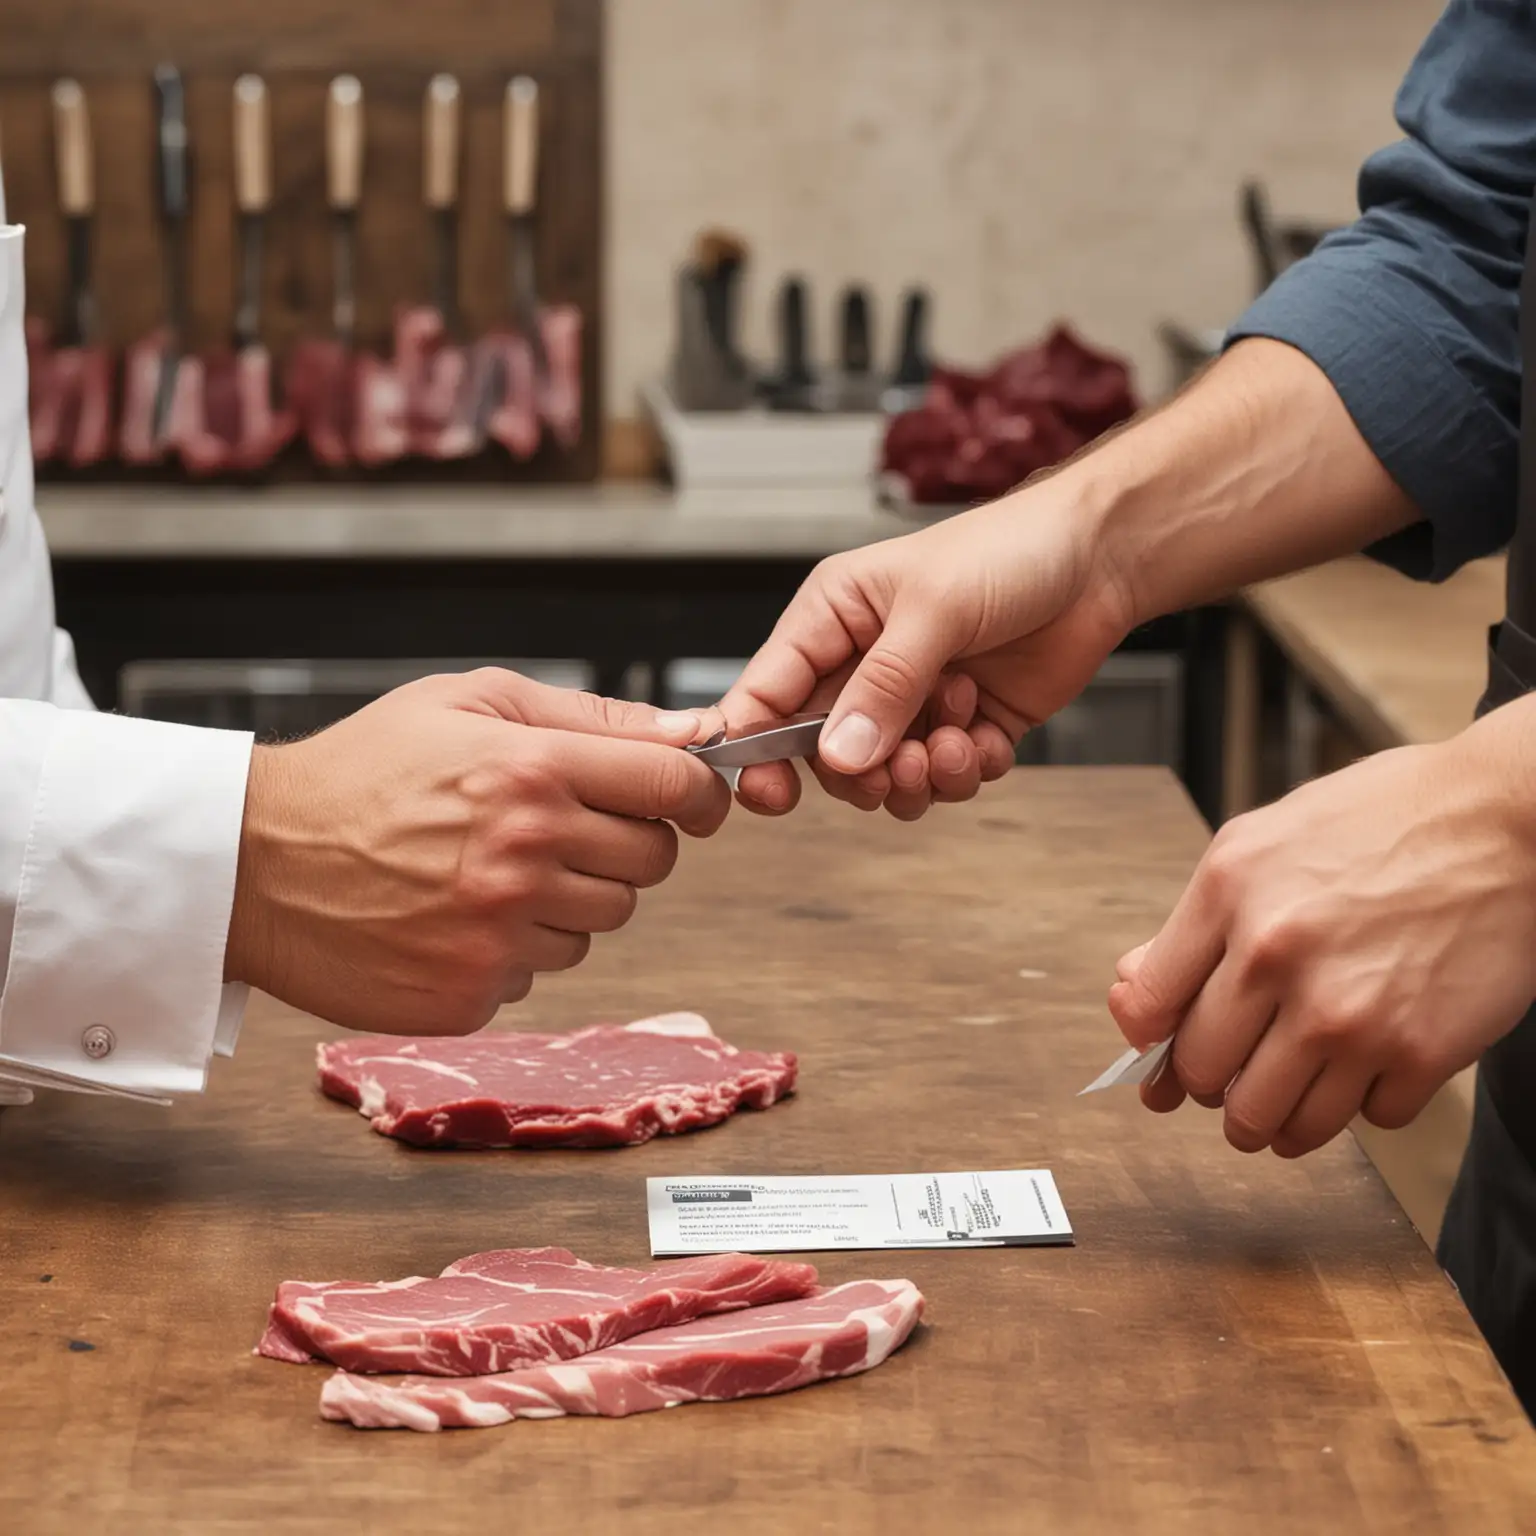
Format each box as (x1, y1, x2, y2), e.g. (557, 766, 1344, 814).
(224, 744, 283, 991)
(1444, 697, 1536, 874)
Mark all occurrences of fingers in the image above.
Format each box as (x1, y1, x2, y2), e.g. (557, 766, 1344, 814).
(974, 720, 1018, 782)
(522, 925, 594, 973)
(1272, 1059, 1380, 1158)
(1139, 1049, 1187, 1114)
(819, 598, 961, 775)
(1165, 957, 1275, 1105)
(555, 734, 731, 837)
(1107, 869, 1228, 1049)
(927, 725, 982, 803)
(537, 870, 640, 935)
(458, 669, 703, 746)
(1361, 1069, 1442, 1134)
(719, 572, 864, 724)
(1216, 1014, 1320, 1153)
(883, 739, 934, 822)
(501, 970, 534, 1005)
(560, 812, 678, 889)
(734, 761, 801, 817)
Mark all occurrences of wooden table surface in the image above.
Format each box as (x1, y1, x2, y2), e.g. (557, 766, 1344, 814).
(2, 770, 1531, 1535)
(1243, 554, 1505, 751)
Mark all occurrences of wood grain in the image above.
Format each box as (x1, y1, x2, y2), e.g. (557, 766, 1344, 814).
(0, 0, 603, 482)
(1244, 555, 1503, 752)
(0, 770, 1530, 1534)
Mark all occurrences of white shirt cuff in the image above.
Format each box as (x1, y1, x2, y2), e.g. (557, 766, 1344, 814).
(0, 704, 252, 1096)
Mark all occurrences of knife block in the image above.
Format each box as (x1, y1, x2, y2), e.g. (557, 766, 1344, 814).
(0, 0, 604, 484)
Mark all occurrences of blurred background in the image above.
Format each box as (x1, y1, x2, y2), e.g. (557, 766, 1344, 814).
(5, 0, 1481, 841)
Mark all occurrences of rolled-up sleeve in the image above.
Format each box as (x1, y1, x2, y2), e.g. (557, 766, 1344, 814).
(0, 701, 252, 1099)
(1226, 0, 1536, 582)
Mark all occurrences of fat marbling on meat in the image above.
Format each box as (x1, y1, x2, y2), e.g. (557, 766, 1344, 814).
(317, 1011, 796, 1149)
(319, 1278, 924, 1431)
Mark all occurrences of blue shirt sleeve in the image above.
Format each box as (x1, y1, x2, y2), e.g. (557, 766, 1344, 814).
(1226, 0, 1536, 582)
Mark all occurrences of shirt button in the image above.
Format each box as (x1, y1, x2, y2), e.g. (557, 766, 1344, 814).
(82, 1025, 115, 1060)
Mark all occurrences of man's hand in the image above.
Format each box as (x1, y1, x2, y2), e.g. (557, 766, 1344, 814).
(717, 340, 1418, 821)
(1108, 697, 1536, 1158)
(718, 479, 1137, 820)
(224, 669, 727, 1035)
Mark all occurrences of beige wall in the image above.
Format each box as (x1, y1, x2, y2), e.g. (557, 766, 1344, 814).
(606, 0, 1445, 416)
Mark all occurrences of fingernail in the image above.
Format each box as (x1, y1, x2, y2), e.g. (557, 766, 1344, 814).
(892, 754, 924, 790)
(933, 739, 967, 774)
(653, 711, 700, 737)
(945, 676, 968, 713)
(763, 780, 789, 810)
(821, 713, 880, 772)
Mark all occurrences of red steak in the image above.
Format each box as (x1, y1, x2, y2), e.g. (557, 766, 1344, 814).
(319, 1278, 925, 1431)
(258, 1246, 819, 1375)
(318, 1012, 796, 1149)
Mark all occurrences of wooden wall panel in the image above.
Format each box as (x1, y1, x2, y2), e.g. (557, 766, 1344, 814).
(0, 0, 602, 481)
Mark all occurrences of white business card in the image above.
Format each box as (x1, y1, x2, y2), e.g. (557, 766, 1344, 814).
(646, 1169, 1073, 1256)
(1078, 1038, 1172, 1095)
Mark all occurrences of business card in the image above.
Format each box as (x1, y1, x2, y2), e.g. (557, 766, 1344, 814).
(647, 1169, 1073, 1256)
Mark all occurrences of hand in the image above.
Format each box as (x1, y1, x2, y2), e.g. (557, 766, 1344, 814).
(717, 475, 1137, 820)
(1107, 701, 1536, 1158)
(224, 669, 728, 1035)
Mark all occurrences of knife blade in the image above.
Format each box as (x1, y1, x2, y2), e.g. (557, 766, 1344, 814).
(687, 713, 830, 785)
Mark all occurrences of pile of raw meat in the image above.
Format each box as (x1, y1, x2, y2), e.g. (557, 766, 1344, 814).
(880, 322, 1138, 506)
(319, 1011, 796, 1149)
(257, 1246, 924, 1431)
(26, 306, 582, 477)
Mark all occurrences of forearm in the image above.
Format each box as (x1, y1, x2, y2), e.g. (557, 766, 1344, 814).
(1062, 337, 1420, 624)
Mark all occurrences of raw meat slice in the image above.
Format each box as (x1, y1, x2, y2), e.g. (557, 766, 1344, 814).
(284, 338, 356, 468)
(118, 330, 173, 465)
(319, 1278, 925, 1431)
(257, 1246, 819, 1375)
(317, 1011, 796, 1149)
(483, 329, 539, 459)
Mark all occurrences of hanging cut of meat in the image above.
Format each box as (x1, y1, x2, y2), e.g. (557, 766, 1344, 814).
(285, 338, 357, 468)
(317, 1012, 796, 1149)
(481, 328, 539, 459)
(882, 322, 1137, 506)
(391, 305, 481, 460)
(118, 329, 178, 466)
(318, 1278, 925, 1432)
(257, 1246, 821, 1375)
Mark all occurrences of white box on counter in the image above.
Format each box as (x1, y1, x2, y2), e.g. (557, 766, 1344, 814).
(642, 378, 885, 490)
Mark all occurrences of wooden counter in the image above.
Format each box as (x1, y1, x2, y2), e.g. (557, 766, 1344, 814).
(2, 770, 1530, 1533)
(1244, 555, 1504, 752)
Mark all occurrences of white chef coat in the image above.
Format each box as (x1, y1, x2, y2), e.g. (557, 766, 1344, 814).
(0, 194, 253, 1107)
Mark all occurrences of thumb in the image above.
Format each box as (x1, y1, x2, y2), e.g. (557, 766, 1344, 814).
(453, 669, 701, 745)
(819, 601, 959, 774)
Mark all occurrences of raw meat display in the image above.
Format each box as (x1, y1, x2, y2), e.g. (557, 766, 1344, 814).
(318, 1278, 925, 1431)
(881, 322, 1137, 506)
(284, 338, 358, 468)
(163, 348, 297, 476)
(26, 321, 114, 469)
(117, 329, 175, 465)
(257, 1247, 820, 1375)
(318, 1011, 796, 1149)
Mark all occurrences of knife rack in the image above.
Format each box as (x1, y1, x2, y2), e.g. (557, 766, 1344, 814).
(0, 0, 603, 483)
